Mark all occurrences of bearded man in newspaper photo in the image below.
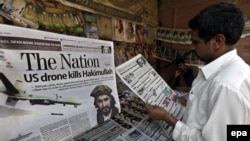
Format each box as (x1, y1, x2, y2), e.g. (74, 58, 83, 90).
(90, 85, 119, 124)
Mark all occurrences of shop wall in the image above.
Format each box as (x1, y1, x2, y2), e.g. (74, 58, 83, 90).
(158, 0, 250, 83)
(0, 0, 158, 68)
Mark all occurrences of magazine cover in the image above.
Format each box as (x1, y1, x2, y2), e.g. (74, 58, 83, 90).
(84, 14, 99, 39)
(135, 24, 145, 44)
(124, 21, 136, 43)
(97, 16, 113, 40)
(113, 19, 125, 41)
(0, 24, 120, 141)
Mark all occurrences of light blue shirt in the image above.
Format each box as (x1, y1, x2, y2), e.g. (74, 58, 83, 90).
(172, 49, 250, 141)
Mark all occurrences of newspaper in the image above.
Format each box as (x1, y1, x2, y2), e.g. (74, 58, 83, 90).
(75, 117, 172, 141)
(115, 54, 186, 136)
(74, 74, 175, 141)
(119, 118, 171, 141)
(0, 24, 120, 141)
(75, 83, 173, 141)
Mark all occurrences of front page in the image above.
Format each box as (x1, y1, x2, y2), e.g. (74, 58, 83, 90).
(0, 24, 120, 141)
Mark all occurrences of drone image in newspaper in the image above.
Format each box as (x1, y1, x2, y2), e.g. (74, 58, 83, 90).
(0, 72, 81, 108)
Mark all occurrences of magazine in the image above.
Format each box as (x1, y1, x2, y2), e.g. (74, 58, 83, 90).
(115, 54, 186, 135)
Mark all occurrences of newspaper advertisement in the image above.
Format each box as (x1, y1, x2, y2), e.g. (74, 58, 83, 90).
(115, 54, 186, 135)
(0, 24, 120, 141)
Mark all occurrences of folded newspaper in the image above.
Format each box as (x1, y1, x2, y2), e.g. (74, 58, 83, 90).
(115, 54, 186, 133)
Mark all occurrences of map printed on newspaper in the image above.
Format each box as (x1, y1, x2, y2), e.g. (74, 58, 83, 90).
(115, 54, 186, 133)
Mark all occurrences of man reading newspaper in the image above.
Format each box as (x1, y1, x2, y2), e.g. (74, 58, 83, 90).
(145, 2, 250, 141)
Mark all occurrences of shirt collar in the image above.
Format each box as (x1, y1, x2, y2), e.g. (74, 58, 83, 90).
(199, 49, 237, 80)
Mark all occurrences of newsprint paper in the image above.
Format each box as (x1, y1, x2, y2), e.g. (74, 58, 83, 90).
(115, 54, 186, 137)
(0, 24, 120, 141)
(75, 76, 175, 141)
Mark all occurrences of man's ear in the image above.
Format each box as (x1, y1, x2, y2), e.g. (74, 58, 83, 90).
(213, 34, 225, 50)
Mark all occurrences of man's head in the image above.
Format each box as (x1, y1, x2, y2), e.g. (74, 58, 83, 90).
(188, 2, 245, 64)
(91, 85, 116, 115)
(175, 58, 186, 71)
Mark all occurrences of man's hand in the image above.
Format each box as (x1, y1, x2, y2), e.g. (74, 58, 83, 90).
(145, 103, 168, 120)
(178, 96, 187, 106)
(145, 103, 178, 127)
(175, 69, 182, 78)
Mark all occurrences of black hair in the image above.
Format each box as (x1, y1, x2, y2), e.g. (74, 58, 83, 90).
(175, 57, 185, 65)
(188, 2, 245, 45)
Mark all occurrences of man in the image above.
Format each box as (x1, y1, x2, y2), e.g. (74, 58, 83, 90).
(169, 57, 197, 92)
(90, 85, 119, 124)
(145, 2, 250, 141)
(169, 58, 197, 106)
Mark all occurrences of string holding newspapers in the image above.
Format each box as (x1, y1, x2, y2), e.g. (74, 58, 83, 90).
(115, 54, 186, 133)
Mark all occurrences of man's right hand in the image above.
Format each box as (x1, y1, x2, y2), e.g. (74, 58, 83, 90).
(145, 103, 168, 120)
(144, 103, 178, 127)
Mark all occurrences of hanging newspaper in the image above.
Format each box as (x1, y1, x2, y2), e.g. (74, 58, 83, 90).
(0, 24, 120, 141)
(115, 54, 186, 136)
